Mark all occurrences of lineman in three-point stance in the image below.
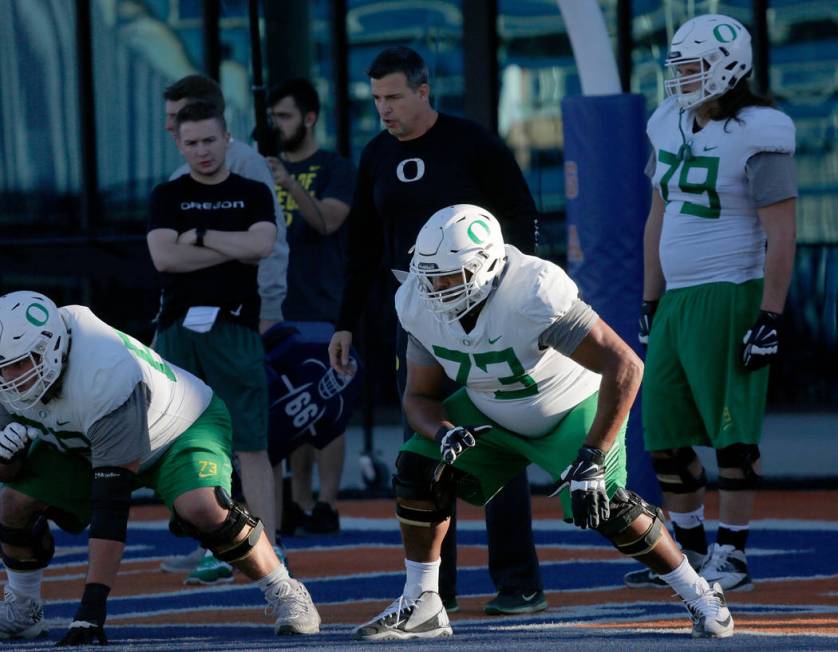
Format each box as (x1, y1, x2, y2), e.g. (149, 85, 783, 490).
(352, 204, 735, 641)
(0, 291, 320, 644)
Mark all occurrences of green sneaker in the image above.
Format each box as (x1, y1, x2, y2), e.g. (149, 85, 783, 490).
(184, 553, 234, 585)
(484, 590, 547, 615)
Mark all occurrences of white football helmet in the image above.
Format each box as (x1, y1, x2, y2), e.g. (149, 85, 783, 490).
(0, 291, 69, 411)
(664, 14, 752, 109)
(409, 204, 506, 323)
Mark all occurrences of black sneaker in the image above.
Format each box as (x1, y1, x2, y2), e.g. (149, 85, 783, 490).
(303, 501, 340, 535)
(280, 501, 309, 537)
(484, 590, 547, 615)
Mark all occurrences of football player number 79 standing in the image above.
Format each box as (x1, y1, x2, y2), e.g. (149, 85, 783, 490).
(624, 14, 797, 593)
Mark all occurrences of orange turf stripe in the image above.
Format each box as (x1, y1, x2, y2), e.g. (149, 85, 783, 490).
(580, 615, 838, 635)
(127, 490, 838, 522)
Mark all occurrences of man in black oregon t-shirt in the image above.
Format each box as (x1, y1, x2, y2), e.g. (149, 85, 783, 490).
(147, 101, 280, 568)
(328, 46, 545, 616)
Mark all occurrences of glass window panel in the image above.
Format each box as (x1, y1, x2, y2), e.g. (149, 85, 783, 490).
(768, 0, 838, 407)
(91, 0, 205, 228)
(310, 0, 337, 150)
(0, 0, 80, 234)
(346, 0, 464, 161)
(768, 0, 838, 244)
(497, 0, 574, 222)
(90, 0, 259, 228)
(219, 0, 257, 142)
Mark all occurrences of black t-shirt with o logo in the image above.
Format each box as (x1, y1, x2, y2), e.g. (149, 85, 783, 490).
(338, 112, 539, 332)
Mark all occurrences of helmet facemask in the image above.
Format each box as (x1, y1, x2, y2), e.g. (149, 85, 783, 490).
(664, 52, 739, 109)
(415, 257, 500, 323)
(0, 344, 62, 411)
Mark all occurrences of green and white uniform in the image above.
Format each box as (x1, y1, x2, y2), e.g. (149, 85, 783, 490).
(643, 97, 796, 449)
(649, 97, 795, 288)
(396, 246, 627, 511)
(1, 306, 233, 528)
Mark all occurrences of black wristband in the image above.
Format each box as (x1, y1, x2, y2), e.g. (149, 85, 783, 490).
(578, 445, 606, 465)
(76, 582, 110, 627)
(434, 427, 450, 444)
(641, 300, 659, 315)
(195, 227, 207, 247)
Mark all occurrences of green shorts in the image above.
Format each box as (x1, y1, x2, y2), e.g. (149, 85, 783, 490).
(400, 389, 627, 517)
(5, 394, 234, 532)
(156, 319, 268, 452)
(642, 280, 768, 451)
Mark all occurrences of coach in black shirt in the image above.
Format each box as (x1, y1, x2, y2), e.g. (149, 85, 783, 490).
(328, 47, 544, 615)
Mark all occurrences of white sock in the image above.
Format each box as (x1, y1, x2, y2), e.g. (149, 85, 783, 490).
(257, 565, 291, 593)
(403, 558, 440, 601)
(718, 522, 749, 532)
(659, 554, 709, 602)
(669, 506, 705, 530)
(6, 569, 44, 602)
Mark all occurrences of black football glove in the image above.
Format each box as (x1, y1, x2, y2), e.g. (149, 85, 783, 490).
(553, 446, 609, 529)
(57, 583, 109, 646)
(56, 621, 107, 647)
(435, 425, 491, 465)
(638, 300, 658, 347)
(741, 310, 781, 371)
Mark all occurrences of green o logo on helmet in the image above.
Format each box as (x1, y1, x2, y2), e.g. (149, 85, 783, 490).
(466, 219, 490, 244)
(25, 303, 49, 326)
(713, 24, 738, 43)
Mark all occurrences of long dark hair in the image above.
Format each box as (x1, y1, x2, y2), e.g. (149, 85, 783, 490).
(707, 76, 774, 129)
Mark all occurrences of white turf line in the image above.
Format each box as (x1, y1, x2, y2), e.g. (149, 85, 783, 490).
(40, 546, 816, 585)
(39, 571, 838, 609)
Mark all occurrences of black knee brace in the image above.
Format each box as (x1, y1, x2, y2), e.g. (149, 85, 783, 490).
(0, 514, 55, 570)
(392, 451, 456, 527)
(651, 447, 707, 494)
(716, 444, 762, 491)
(169, 486, 264, 563)
(596, 489, 666, 557)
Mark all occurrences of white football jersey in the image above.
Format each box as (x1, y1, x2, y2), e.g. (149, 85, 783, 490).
(12, 306, 212, 469)
(647, 97, 795, 289)
(396, 246, 601, 437)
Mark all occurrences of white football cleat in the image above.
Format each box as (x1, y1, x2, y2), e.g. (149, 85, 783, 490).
(266, 578, 321, 635)
(700, 543, 753, 591)
(0, 586, 46, 640)
(352, 591, 452, 641)
(682, 579, 734, 638)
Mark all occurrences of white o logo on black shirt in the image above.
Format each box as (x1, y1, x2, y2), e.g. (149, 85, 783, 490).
(396, 158, 425, 183)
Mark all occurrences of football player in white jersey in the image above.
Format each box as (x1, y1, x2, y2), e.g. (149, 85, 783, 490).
(0, 292, 320, 644)
(625, 14, 797, 593)
(352, 205, 735, 641)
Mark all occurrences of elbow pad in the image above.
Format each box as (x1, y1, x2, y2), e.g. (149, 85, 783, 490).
(89, 466, 135, 543)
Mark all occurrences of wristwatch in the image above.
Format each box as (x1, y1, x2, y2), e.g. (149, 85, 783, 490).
(195, 227, 207, 247)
